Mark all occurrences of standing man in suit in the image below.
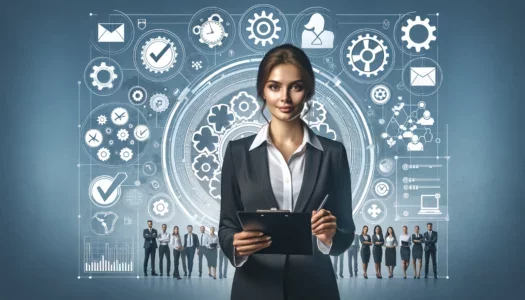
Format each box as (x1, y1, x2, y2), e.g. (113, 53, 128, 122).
(184, 225, 199, 277)
(143, 220, 158, 276)
(423, 222, 438, 279)
(157, 224, 171, 277)
(197, 225, 209, 277)
(348, 233, 360, 277)
(332, 252, 344, 278)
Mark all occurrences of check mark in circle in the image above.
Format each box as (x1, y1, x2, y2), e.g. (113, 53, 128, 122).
(90, 173, 128, 207)
(149, 44, 171, 63)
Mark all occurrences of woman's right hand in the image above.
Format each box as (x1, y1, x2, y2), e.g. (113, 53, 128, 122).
(233, 231, 272, 257)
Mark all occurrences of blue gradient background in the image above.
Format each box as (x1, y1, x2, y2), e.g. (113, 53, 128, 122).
(2, 0, 522, 299)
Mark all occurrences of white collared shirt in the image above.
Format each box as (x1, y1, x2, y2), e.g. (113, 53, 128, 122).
(199, 232, 209, 247)
(235, 121, 330, 267)
(205, 234, 219, 249)
(170, 235, 182, 249)
(158, 231, 170, 245)
(187, 233, 193, 247)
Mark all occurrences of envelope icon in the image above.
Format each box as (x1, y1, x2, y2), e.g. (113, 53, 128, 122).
(410, 67, 436, 86)
(98, 23, 125, 43)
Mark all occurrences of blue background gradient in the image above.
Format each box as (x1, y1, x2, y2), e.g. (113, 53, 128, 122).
(2, 0, 522, 299)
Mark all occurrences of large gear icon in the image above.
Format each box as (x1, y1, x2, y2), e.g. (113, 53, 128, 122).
(119, 147, 133, 161)
(246, 11, 282, 46)
(346, 34, 390, 77)
(117, 129, 130, 141)
(401, 16, 436, 52)
(97, 115, 107, 125)
(97, 148, 111, 161)
(90, 62, 118, 90)
(141, 36, 177, 73)
(153, 199, 169, 216)
(149, 93, 170, 113)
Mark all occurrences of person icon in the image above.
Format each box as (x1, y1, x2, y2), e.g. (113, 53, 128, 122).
(417, 110, 435, 126)
(301, 13, 334, 49)
(407, 135, 424, 151)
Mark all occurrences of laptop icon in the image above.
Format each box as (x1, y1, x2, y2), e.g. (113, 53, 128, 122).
(418, 193, 442, 215)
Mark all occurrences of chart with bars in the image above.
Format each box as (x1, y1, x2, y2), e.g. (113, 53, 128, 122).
(84, 236, 134, 273)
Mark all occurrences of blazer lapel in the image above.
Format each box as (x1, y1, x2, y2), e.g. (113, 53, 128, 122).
(293, 143, 322, 213)
(250, 143, 280, 209)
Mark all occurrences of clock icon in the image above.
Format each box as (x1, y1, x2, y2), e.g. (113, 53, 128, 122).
(193, 13, 229, 48)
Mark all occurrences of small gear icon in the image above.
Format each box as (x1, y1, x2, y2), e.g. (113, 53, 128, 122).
(90, 62, 118, 90)
(153, 199, 169, 216)
(119, 147, 133, 161)
(132, 90, 144, 102)
(105, 128, 112, 134)
(97, 115, 107, 125)
(347, 33, 390, 77)
(117, 129, 130, 141)
(97, 148, 111, 161)
(370, 84, 391, 105)
(246, 11, 282, 46)
(141, 36, 177, 73)
(401, 16, 436, 52)
(149, 93, 170, 113)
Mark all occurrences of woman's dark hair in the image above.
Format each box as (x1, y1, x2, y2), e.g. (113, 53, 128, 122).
(361, 225, 368, 235)
(386, 226, 396, 240)
(373, 225, 383, 236)
(172, 225, 179, 236)
(256, 43, 315, 123)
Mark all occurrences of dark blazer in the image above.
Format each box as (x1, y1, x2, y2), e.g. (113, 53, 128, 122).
(143, 228, 158, 249)
(372, 234, 384, 246)
(184, 233, 200, 248)
(423, 231, 438, 252)
(219, 128, 355, 300)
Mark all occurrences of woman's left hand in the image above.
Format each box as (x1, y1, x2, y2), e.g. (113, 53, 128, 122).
(311, 209, 337, 246)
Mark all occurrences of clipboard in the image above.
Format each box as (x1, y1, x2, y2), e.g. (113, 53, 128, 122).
(237, 210, 313, 255)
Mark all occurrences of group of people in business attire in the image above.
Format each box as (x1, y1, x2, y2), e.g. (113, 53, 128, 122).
(142, 220, 229, 279)
(331, 223, 438, 279)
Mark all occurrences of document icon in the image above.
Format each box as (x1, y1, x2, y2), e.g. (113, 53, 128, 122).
(410, 67, 436, 86)
(98, 23, 125, 43)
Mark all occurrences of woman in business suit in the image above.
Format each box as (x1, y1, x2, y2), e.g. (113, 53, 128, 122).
(372, 225, 384, 278)
(411, 225, 423, 278)
(399, 225, 411, 279)
(359, 225, 372, 279)
(219, 44, 355, 300)
(384, 227, 397, 278)
(205, 227, 219, 279)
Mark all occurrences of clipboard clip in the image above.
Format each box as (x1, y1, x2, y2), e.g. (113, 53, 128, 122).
(256, 207, 291, 213)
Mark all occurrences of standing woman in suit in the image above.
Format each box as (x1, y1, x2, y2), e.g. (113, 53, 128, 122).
(384, 227, 397, 278)
(205, 227, 219, 279)
(372, 225, 384, 278)
(399, 225, 411, 279)
(359, 225, 372, 279)
(170, 226, 183, 280)
(411, 225, 423, 278)
(219, 44, 355, 300)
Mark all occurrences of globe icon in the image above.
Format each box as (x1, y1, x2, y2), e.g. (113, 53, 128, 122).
(124, 188, 146, 210)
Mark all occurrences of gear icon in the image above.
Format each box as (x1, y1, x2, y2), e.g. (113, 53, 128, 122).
(97, 148, 111, 161)
(119, 147, 133, 161)
(246, 11, 282, 46)
(132, 90, 144, 102)
(153, 199, 169, 216)
(370, 84, 391, 105)
(97, 115, 107, 125)
(346, 34, 390, 77)
(401, 16, 436, 52)
(117, 129, 130, 141)
(141, 36, 177, 73)
(149, 93, 170, 113)
(90, 62, 118, 90)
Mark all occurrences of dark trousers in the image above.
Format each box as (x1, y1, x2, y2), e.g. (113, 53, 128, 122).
(198, 246, 208, 273)
(332, 253, 344, 275)
(143, 247, 156, 274)
(186, 247, 196, 273)
(348, 246, 359, 275)
(173, 249, 182, 277)
(218, 249, 228, 277)
(425, 249, 437, 276)
(159, 245, 170, 275)
(181, 248, 187, 274)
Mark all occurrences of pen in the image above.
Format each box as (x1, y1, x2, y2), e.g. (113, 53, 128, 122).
(316, 194, 329, 212)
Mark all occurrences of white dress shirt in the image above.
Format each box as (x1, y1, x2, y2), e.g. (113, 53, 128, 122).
(234, 121, 330, 267)
(199, 232, 209, 247)
(170, 234, 182, 249)
(157, 231, 171, 245)
(205, 234, 219, 249)
(399, 233, 411, 247)
(385, 236, 397, 247)
(187, 233, 194, 247)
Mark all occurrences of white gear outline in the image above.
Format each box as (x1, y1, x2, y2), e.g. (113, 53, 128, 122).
(246, 11, 281, 46)
(149, 93, 170, 113)
(346, 34, 390, 77)
(401, 16, 436, 52)
(132, 90, 144, 102)
(152, 199, 169, 216)
(370, 84, 391, 104)
(141, 36, 177, 73)
(90, 62, 118, 90)
(97, 115, 107, 125)
(117, 129, 130, 141)
(97, 148, 111, 161)
(119, 147, 133, 161)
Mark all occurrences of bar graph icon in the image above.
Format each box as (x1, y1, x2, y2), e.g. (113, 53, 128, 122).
(84, 237, 134, 273)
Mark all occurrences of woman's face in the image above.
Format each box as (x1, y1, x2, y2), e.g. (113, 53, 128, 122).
(263, 63, 307, 122)
(403, 227, 408, 234)
(414, 226, 419, 233)
(363, 227, 368, 234)
(388, 228, 393, 234)
(210, 227, 215, 235)
(375, 227, 380, 234)
(174, 227, 179, 234)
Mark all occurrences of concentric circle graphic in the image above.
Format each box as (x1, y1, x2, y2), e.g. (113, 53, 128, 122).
(162, 56, 375, 228)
